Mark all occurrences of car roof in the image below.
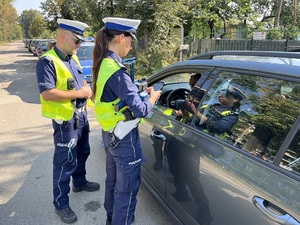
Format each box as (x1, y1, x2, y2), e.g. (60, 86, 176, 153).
(80, 42, 95, 46)
(147, 51, 300, 82)
(189, 50, 300, 60)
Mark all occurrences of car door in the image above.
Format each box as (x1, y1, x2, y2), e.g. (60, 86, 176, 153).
(140, 72, 193, 204)
(162, 69, 300, 225)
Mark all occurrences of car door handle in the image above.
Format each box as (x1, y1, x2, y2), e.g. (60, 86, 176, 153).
(252, 196, 300, 225)
(151, 130, 166, 142)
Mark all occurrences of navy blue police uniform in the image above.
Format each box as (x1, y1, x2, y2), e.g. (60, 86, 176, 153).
(101, 50, 152, 225)
(36, 46, 91, 209)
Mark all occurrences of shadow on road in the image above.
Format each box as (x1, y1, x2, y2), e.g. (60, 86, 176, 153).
(0, 46, 40, 104)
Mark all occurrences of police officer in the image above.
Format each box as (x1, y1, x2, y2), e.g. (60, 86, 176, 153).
(195, 85, 247, 137)
(36, 19, 100, 224)
(91, 17, 161, 225)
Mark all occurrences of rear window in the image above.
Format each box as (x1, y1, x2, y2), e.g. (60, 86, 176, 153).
(77, 45, 94, 60)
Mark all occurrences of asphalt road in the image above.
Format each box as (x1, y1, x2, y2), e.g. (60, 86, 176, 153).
(0, 41, 173, 225)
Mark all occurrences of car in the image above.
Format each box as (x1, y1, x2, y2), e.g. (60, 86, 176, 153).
(36, 39, 55, 58)
(139, 51, 300, 225)
(76, 41, 94, 85)
(29, 39, 42, 55)
(76, 41, 136, 87)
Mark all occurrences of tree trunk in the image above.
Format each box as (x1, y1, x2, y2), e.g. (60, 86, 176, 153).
(274, 0, 283, 28)
(208, 20, 214, 38)
(292, 0, 297, 25)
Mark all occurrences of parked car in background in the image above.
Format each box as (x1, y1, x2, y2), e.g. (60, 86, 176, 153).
(29, 39, 42, 55)
(76, 41, 94, 86)
(139, 51, 300, 225)
(36, 39, 55, 58)
(47, 40, 56, 51)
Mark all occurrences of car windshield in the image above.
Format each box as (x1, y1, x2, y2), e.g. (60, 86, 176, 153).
(77, 45, 94, 60)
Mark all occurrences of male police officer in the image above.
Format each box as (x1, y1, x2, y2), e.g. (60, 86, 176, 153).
(36, 19, 100, 224)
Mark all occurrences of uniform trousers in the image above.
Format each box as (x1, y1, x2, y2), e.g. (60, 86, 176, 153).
(102, 127, 145, 225)
(52, 110, 90, 209)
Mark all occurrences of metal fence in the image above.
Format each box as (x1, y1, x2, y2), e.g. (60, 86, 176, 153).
(189, 39, 300, 56)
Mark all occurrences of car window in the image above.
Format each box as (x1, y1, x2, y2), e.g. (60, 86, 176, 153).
(190, 70, 300, 167)
(153, 72, 192, 113)
(280, 128, 300, 175)
(77, 45, 93, 60)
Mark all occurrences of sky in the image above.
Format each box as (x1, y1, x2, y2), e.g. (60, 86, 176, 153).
(13, 0, 43, 15)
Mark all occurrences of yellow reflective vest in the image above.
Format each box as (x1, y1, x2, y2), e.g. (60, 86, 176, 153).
(94, 58, 126, 131)
(40, 49, 80, 120)
(200, 104, 236, 139)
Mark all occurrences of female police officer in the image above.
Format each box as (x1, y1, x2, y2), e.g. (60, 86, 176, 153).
(91, 17, 161, 225)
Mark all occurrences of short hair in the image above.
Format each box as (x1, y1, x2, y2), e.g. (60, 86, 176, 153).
(189, 73, 201, 88)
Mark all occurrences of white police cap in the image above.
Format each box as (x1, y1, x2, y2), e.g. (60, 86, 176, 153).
(227, 85, 247, 101)
(57, 18, 89, 41)
(102, 17, 141, 40)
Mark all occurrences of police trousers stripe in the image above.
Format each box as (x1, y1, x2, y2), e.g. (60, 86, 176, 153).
(125, 191, 133, 225)
(55, 166, 64, 207)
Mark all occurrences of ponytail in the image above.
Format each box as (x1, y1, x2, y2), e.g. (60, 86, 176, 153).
(92, 30, 107, 99)
(92, 29, 125, 100)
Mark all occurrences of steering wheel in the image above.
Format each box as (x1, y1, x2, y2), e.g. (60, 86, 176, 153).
(166, 88, 190, 108)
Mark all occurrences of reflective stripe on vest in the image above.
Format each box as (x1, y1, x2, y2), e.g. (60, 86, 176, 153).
(94, 58, 126, 131)
(40, 49, 76, 120)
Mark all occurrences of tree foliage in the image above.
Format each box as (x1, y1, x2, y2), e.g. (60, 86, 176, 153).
(135, 0, 189, 76)
(0, 0, 21, 42)
(19, 9, 44, 38)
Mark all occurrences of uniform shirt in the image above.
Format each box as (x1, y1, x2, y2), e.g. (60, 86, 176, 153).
(200, 104, 238, 135)
(102, 50, 152, 118)
(36, 46, 86, 108)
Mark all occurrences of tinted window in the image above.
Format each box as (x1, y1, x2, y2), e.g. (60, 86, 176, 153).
(189, 71, 300, 166)
(280, 129, 300, 175)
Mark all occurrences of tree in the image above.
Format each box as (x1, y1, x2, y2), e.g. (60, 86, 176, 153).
(0, 0, 21, 42)
(29, 16, 47, 38)
(40, 0, 103, 34)
(18, 9, 43, 38)
(135, 0, 189, 76)
(274, 0, 283, 28)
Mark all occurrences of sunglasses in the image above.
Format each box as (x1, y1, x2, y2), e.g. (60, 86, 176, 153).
(70, 36, 83, 45)
(74, 38, 83, 45)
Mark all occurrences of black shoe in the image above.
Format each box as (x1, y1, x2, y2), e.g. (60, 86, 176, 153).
(55, 207, 77, 224)
(72, 181, 100, 192)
